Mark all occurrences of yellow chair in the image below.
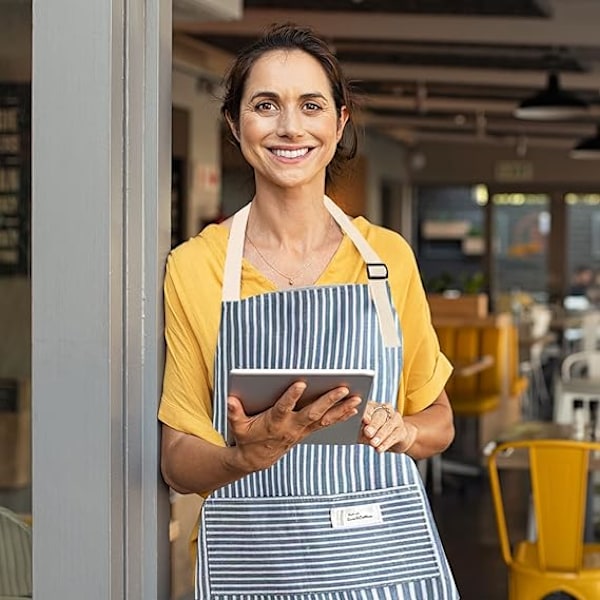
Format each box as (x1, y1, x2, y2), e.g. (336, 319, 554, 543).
(436, 325, 503, 418)
(426, 325, 505, 492)
(487, 439, 600, 600)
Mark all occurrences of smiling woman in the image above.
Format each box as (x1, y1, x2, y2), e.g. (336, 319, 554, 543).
(230, 48, 347, 202)
(159, 22, 458, 600)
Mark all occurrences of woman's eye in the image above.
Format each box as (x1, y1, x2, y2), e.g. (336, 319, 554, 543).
(255, 101, 276, 112)
(304, 102, 321, 111)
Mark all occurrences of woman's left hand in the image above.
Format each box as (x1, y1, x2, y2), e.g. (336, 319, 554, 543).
(360, 401, 417, 454)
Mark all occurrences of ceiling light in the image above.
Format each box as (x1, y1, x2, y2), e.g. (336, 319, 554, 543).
(571, 124, 600, 159)
(514, 72, 589, 120)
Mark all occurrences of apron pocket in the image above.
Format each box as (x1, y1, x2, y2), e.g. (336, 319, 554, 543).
(200, 485, 445, 598)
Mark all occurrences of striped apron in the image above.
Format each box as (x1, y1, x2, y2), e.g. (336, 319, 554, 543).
(196, 197, 459, 600)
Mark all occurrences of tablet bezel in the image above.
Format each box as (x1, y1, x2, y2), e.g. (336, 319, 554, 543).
(227, 368, 375, 445)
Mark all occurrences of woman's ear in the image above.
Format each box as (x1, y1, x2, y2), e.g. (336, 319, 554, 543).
(336, 106, 349, 143)
(225, 112, 241, 143)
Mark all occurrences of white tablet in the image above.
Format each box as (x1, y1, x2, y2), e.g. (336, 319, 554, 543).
(227, 368, 375, 445)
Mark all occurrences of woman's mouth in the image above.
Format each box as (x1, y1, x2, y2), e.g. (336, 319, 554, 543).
(270, 147, 311, 159)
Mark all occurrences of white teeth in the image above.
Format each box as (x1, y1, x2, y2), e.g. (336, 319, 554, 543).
(272, 148, 309, 159)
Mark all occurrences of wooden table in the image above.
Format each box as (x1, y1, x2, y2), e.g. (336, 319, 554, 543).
(452, 354, 494, 378)
(484, 420, 575, 467)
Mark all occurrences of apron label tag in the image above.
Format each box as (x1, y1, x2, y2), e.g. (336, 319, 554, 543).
(330, 503, 383, 529)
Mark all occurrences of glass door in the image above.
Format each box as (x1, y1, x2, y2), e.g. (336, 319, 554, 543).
(564, 193, 600, 302)
(491, 192, 551, 309)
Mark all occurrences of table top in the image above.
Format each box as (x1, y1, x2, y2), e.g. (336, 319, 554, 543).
(494, 420, 573, 443)
(483, 420, 600, 469)
(452, 354, 494, 377)
(518, 331, 557, 348)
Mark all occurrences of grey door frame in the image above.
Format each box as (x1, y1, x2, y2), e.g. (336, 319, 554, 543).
(32, 0, 172, 597)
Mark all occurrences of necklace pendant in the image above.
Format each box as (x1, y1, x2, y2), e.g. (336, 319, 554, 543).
(288, 279, 294, 286)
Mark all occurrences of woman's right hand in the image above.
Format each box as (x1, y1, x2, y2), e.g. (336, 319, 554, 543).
(226, 382, 362, 472)
(160, 384, 362, 496)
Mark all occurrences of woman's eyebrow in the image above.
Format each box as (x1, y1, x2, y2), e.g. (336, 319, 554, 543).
(248, 91, 328, 102)
(300, 92, 328, 102)
(248, 91, 279, 102)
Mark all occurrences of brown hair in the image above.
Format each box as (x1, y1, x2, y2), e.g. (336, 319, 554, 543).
(221, 22, 359, 180)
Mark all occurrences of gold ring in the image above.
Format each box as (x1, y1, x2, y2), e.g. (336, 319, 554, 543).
(371, 404, 393, 422)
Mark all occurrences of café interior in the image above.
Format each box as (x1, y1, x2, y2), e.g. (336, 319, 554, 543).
(2, 1, 600, 598)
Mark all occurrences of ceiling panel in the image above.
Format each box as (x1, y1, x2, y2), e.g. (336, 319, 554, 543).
(242, 0, 551, 17)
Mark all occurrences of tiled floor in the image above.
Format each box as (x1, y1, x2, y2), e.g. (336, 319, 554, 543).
(429, 470, 529, 600)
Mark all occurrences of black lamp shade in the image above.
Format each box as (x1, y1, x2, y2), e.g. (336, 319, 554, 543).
(571, 124, 600, 159)
(515, 72, 589, 120)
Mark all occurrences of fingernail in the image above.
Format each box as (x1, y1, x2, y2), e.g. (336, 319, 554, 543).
(364, 426, 374, 437)
(372, 437, 381, 445)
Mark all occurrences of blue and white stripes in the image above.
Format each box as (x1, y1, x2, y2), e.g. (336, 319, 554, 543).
(213, 445, 413, 499)
(214, 285, 402, 444)
(202, 486, 441, 596)
(197, 280, 459, 599)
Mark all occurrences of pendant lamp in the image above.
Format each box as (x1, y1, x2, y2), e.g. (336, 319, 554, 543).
(514, 72, 589, 120)
(571, 124, 600, 159)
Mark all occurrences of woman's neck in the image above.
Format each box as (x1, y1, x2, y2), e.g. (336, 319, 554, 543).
(249, 187, 333, 250)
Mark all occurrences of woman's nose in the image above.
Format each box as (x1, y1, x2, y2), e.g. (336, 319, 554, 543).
(276, 109, 304, 138)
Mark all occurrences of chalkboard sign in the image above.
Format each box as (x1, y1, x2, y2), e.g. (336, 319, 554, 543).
(0, 84, 30, 275)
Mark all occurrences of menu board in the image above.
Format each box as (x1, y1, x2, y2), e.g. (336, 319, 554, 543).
(0, 84, 30, 275)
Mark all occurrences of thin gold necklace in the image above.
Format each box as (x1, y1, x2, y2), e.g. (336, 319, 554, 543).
(245, 217, 335, 287)
(245, 233, 314, 286)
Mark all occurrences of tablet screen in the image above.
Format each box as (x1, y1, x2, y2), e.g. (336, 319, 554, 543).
(227, 368, 375, 445)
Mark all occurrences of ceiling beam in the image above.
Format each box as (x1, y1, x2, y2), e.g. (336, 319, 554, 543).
(365, 95, 521, 116)
(387, 128, 575, 150)
(174, 3, 600, 48)
(344, 63, 600, 92)
(364, 113, 595, 138)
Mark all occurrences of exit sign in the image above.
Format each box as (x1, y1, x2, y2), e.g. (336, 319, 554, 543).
(494, 160, 534, 182)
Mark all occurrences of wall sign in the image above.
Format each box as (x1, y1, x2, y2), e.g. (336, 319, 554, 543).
(494, 160, 534, 183)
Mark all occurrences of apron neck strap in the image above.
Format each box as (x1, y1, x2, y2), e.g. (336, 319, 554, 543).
(222, 202, 251, 303)
(222, 196, 400, 348)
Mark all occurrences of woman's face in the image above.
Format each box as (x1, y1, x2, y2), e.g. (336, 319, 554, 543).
(231, 49, 348, 193)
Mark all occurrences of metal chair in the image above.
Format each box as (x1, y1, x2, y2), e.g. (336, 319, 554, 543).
(488, 439, 600, 600)
(581, 310, 600, 352)
(518, 304, 553, 414)
(553, 350, 600, 425)
(562, 349, 600, 381)
(0, 506, 31, 599)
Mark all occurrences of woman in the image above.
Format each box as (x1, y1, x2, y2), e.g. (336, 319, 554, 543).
(160, 23, 459, 600)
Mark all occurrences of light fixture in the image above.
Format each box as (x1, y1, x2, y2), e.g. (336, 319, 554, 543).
(514, 72, 589, 120)
(571, 124, 600, 159)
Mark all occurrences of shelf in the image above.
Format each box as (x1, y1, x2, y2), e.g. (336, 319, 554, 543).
(421, 219, 471, 240)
